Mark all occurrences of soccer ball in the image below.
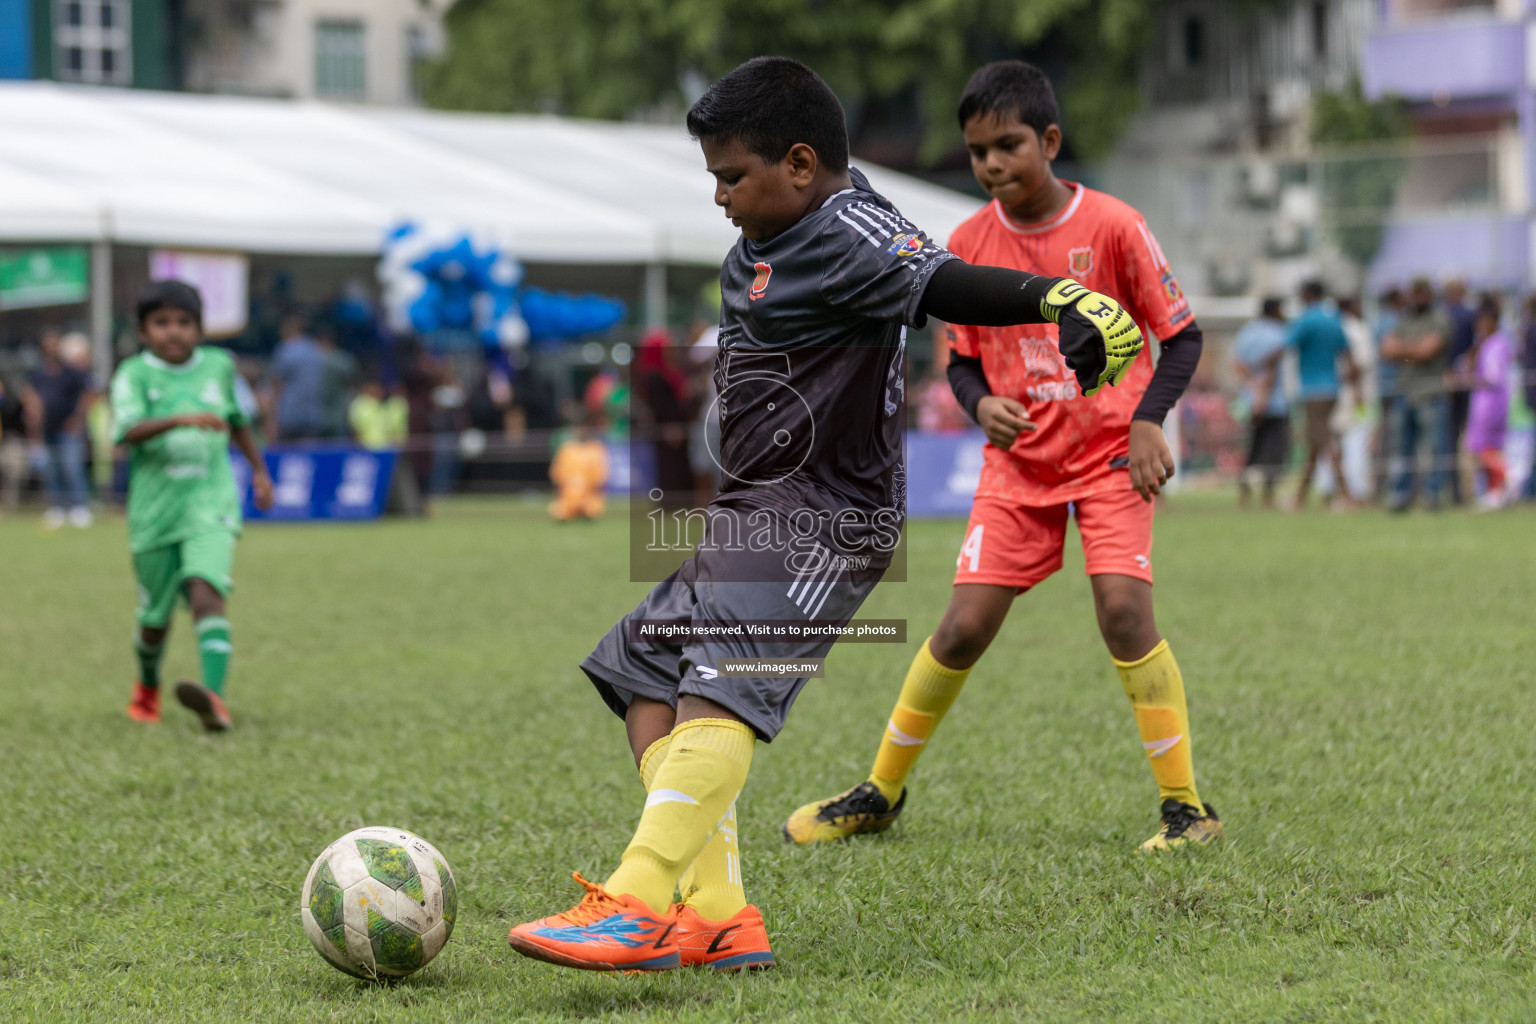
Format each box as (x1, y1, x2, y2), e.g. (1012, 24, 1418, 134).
(300, 825, 458, 980)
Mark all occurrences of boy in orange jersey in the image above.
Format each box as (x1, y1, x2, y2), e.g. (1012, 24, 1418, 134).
(786, 60, 1221, 852)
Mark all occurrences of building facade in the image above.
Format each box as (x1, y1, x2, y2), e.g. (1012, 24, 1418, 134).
(0, 0, 183, 88)
(0, 0, 448, 105)
(1096, 0, 1378, 305)
(1362, 0, 1533, 289)
(1096, 0, 1535, 299)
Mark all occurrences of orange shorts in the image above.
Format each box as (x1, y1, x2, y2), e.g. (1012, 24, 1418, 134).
(952, 485, 1155, 592)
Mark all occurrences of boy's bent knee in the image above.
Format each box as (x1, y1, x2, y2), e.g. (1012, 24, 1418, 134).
(932, 590, 1012, 669)
(1092, 578, 1158, 660)
(185, 578, 225, 619)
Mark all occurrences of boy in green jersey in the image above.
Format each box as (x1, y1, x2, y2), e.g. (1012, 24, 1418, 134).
(113, 281, 273, 731)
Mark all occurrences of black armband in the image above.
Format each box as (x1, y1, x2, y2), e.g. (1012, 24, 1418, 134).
(918, 260, 1056, 326)
(1132, 322, 1203, 425)
(946, 352, 991, 422)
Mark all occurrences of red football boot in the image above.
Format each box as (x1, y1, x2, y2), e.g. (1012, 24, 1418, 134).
(507, 872, 679, 972)
(126, 682, 160, 723)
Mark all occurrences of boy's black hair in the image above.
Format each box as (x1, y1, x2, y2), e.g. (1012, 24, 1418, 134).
(1261, 297, 1285, 319)
(136, 279, 203, 328)
(957, 60, 1060, 134)
(1300, 279, 1327, 302)
(686, 57, 849, 173)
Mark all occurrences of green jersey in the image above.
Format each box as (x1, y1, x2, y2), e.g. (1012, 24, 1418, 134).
(110, 347, 250, 553)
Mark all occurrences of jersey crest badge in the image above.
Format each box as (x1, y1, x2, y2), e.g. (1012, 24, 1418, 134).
(200, 380, 223, 405)
(887, 233, 924, 257)
(1068, 246, 1094, 276)
(1161, 269, 1184, 303)
(749, 262, 772, 301)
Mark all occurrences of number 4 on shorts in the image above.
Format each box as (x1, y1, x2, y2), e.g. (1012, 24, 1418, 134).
(957, 524, 984, 573)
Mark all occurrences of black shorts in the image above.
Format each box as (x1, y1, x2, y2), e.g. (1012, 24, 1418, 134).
(1245, 414, 1290, 477)
(581, 505, 887, 741)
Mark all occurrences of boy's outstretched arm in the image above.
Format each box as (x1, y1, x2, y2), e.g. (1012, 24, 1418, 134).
(120, 413, 228, 445)
(231, 425, 274, 510)
(1127, 321, 1204, 501)
(918, 260, 1144, 396)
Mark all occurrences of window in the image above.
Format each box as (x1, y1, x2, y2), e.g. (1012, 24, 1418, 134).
(1311, 1, 1329, 58)
(315, 20, 366, 99)
(405, 24, 430, 101)
(54, 0, 131, 86)
(1182, 15, 1206, 68)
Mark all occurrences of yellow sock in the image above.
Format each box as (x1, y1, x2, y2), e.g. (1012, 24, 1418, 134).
(680, 800, 745, 921)
(868, 637, 971, 802)
(1114, 639, 1203, 810)
(607, 718, 755, 914)
(638, 735, 670, 789)
(636, 733, 733, 910)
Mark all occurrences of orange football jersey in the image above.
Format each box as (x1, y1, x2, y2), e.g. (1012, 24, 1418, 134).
(946, 183, 1192, 506)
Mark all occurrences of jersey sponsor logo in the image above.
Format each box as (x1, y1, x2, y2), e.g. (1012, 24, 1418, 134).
(1024, 381, 1080, 403)
(1017, 335, 1065, 379)
(886, 232, 924, 257)
(749, 262, 772, 301)
(1068, 246, 1094, 276)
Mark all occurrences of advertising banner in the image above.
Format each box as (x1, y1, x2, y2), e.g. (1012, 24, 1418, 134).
(233, 447, 397, 521)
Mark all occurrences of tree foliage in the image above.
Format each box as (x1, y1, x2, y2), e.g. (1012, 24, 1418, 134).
(1311, 81, 1412, 268)
(421, 0, 1152, 162)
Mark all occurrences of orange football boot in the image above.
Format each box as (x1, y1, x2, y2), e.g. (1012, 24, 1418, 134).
(175, 680, 232, 732)
(677, 904, 775, 971)
(507, 872, 679, 972)
(126, 682, 160, 723)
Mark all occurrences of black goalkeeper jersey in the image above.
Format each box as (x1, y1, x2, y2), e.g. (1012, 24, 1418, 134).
(712, 168, 955, 549)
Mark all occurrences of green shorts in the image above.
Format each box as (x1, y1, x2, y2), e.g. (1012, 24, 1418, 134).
(133, 532, 237, 628)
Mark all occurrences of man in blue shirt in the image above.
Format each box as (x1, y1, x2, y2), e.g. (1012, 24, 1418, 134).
(269, 316, 356, 440)
(1287, 280, 1357, 508)
(1441, 277, 1475, 505)
(1232, 297, 1290, 507)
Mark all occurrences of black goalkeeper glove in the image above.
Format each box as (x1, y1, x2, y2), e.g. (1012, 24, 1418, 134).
(1036, 278, 1145, 396)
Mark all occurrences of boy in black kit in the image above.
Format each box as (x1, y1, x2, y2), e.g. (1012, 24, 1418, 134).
(507, 56, 1144, 973)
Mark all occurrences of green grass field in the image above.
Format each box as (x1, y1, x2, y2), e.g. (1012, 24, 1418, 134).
(3, 496, 1534, 1022)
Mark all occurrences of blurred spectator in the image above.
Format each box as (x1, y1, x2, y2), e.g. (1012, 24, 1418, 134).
(915, 372, 972, 433)
(688, 323, 721, 494)
(270, 315, 357, 440)
(1335, 296, 1378, 502)
(582, 368, 630, 440)
(1381, 277, 1452, 512)
(549, 415, 610, 521)
(635, 329, 694, 507)
(400, 341, 466, 496)
(0, 374, 27, 510)
(1232, 297, 1290, 508)
(1441, 277, 1475, 505)
(1286, 280, 1358, 507)
(349, 377, 409, 451)
(23, 328, 97, 527)
(1524, 295, 1536, 501)
(350, 376, 422, 515)
(1462, 295, 1512, 509)
(1373, 287, 1406, 496)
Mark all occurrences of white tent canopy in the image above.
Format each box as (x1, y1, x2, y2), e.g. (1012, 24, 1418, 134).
(0, 82, 982, 264)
